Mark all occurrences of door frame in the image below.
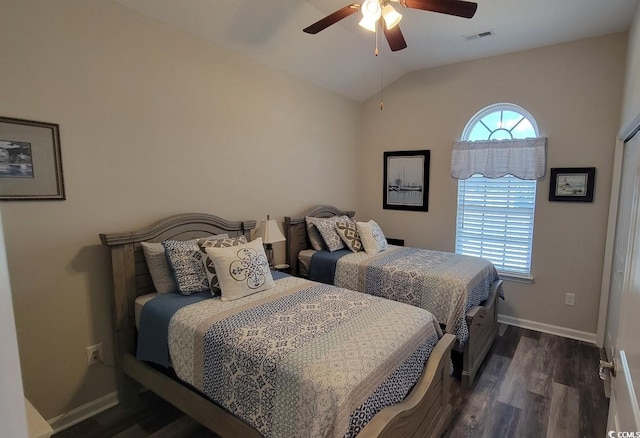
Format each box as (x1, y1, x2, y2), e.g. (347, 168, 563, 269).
(597, 110, 640, 350)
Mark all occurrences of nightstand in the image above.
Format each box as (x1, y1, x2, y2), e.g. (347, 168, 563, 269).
(387, 238, 405, 246)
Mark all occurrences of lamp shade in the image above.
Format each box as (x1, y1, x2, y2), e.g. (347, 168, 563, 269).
(254, 218, 286, 244)
(382, 5, 402, 30)
(359, 15, 377, 32)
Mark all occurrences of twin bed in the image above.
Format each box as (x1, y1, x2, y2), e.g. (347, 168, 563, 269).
(284, 205, 503, 387)
(100, 213, 455, 438)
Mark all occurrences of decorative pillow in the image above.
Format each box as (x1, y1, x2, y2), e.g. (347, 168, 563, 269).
(205, 237, 276, 302)
(305, 216, 350, 252)
(163, 240, 210, 295)
(356, 220, 388, 255)
(197, 235, 247, 296)
(335, 220, 363, 252)
(305, 217, 326, 251)
(141, 234, 229, 294)
(141, 242, 178, 294)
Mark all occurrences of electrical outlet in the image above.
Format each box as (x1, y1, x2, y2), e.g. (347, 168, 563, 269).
(565, 293, 575, 306)
(86, 343, 103, 366)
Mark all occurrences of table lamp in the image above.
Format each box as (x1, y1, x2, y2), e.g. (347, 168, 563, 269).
(254, 215, 286, 267)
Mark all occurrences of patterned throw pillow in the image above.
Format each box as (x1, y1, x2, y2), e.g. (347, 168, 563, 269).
(205, 237, 276, 301)
(305, 216, 350, 252)
(356, 220, 388, 255)
(163, 240, 210, 295)
(197, 236, 247, 296)
(335, 220, 363, 252)
(142, 234, 229, 294)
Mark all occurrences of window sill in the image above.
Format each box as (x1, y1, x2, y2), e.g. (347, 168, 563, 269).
(498, 273, 534, 284)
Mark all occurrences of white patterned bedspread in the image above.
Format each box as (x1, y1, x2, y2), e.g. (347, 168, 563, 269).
(333, 247, 501, 345)
(168, 276, 442, 438)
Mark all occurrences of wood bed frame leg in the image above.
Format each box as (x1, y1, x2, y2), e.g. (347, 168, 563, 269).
(118, 373, 140, 408)
(115, 326, 140, 408)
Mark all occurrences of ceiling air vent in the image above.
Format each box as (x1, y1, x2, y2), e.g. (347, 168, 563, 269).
(464, 30, 494, 41)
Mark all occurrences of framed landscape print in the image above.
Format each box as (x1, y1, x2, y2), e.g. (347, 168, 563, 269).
(383, 150, 430, 212)
(549, 167, 595, 202)
(0, 116, 65, 200)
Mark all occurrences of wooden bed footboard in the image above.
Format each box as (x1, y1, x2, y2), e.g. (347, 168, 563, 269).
(360, 333, 455, 438)
(461, 279, 502, 387)
(100, 212, 455, 438)
(121, 334, 455, 438)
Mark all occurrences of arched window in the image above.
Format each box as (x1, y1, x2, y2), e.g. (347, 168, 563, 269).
(455, 103, 539, 278)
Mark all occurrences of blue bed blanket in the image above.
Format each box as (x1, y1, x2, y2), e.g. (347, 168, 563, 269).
(136, 271, 289, 367)
(308, 249, 350, 284)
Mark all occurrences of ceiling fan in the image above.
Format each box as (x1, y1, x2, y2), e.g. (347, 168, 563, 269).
(303, 0, 478, 52)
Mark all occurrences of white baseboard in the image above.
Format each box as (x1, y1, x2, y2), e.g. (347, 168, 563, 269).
(498, 314, 597, 344)
(47, 391, 119, 433)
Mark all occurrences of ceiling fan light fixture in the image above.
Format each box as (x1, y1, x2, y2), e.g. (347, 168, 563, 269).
(361, 0, 382, 19)
(382, 5, 402, 29)
(359, 15, 378, 32)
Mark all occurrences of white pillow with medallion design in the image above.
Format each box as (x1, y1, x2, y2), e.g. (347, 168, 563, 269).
(205, 237, 276, 301)
(356, 220, 388, 255)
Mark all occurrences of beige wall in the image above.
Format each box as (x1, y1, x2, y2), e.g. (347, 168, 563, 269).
(0, 0, 361, 421)
(1, 0, 633, 425)
(622, 2, 640, 131)
(359, 34, 627, 335)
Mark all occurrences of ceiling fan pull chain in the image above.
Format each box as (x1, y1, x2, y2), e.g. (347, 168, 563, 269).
(380, 29, 384, 110)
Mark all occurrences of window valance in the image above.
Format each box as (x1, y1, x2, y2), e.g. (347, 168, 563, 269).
(451, 137, 547, 180)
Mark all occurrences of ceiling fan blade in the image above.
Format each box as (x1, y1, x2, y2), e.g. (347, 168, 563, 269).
(383, 23, 407, 52)
(400, 0, 477, 19)
(303, 4, 361, 34)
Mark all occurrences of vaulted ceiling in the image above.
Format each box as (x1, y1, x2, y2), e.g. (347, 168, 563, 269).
(115, 0, 639, 101)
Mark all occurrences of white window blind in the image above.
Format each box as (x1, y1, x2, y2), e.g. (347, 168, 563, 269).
(456, 174, 536, 276)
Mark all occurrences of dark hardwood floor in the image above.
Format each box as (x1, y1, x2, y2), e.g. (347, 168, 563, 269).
(53, 325, 609, 438)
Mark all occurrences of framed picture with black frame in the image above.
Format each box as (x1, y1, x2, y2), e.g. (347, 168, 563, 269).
(0, 116, 65, 200)
(549, 167, 596, 202)
(383, 150, 430, 212)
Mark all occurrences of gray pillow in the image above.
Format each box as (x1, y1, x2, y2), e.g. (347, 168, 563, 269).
(141, 242, 178, 294)
(305, 217, 326, 251)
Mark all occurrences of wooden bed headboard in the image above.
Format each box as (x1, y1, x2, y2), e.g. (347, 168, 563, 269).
(99, 213, 256, 403)
(284, 205, 354, 276)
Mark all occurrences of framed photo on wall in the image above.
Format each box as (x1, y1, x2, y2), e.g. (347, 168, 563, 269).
(383, 150, 430, 212)
(0, 116, 65, 200)
(549, 167, 595, 202)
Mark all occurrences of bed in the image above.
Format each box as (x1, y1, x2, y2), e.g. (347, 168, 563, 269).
(99, 212, 456, 438)
(284, 205, 503, 387)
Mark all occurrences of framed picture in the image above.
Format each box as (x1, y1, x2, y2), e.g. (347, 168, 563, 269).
(0, 116, 65, 200)
(549, 167, 595, 202)
(383, 150, 430, 212)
